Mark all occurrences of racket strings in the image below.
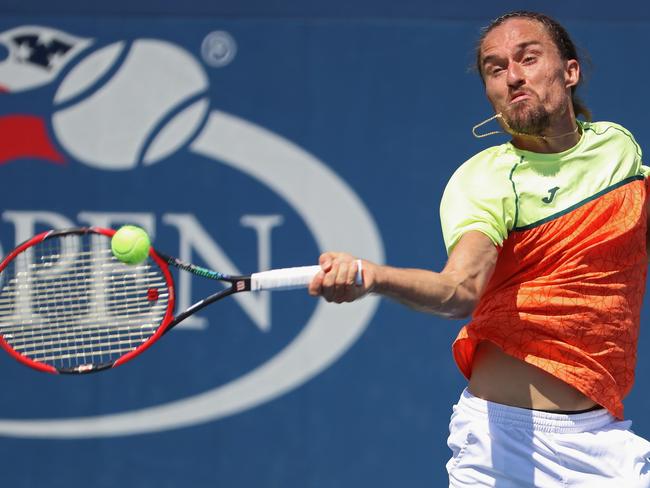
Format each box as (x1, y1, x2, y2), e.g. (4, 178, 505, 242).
(0, 233, 170, 370)
(0, 273, 167, 312)
(7, 323, 161, 348)
(1, 306, 168, 339)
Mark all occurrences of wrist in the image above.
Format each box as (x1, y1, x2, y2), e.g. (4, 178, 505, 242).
(369, 263, 387, 294)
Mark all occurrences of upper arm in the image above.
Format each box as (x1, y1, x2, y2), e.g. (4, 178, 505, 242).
(440, 152, 516, 255)
(440, 231, 499, 313)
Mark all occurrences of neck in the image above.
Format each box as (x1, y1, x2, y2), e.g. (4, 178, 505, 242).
(510, 121, 581, 153)
(506, 107, 582, 153)
(472, 111, 582, 153)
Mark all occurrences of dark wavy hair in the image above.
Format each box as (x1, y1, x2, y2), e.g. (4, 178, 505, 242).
(475, 11, 591, 121)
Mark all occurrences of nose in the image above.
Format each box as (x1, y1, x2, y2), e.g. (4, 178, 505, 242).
(506, 63, 525, 88)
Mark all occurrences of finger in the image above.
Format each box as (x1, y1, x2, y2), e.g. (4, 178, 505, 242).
(308, 270, 324, 296)
(346, 260, 359, 287)
(332, 261, 353, 302)
(336, 260, 351, 284)
(319, 252, 335, 272)
(321, 262, 340, 302)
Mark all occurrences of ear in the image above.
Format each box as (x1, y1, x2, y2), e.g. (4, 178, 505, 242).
(565, 59, 580, 89)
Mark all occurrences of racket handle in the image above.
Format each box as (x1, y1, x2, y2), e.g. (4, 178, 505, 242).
(250, 260, 363, 291)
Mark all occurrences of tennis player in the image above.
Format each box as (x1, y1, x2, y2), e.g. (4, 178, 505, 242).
(309, 11, 650, 486)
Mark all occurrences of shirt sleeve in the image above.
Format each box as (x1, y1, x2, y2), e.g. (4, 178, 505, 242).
(440, 151, 516, 255)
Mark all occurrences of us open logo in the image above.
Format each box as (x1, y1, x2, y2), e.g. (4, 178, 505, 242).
(0, 26, 384, 438)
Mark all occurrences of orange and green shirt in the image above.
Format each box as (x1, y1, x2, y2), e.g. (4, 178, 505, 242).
(440, 120, 648, 419)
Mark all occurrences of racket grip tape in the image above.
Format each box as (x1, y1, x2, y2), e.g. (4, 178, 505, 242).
(250, 260, 363, 291)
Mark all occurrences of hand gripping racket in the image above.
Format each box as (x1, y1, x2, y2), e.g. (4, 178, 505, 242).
(0, 227, 362, 374)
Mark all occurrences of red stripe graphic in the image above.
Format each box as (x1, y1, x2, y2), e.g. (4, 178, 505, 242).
(0, 115, 65, 164)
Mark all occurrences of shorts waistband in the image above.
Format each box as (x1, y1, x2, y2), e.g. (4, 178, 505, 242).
(457, 388, 615, 434)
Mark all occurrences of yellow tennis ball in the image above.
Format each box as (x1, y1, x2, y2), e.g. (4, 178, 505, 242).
(111, 225, 151, 265)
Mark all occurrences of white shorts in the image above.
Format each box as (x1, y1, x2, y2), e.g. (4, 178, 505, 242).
(447, 389, 650, 487)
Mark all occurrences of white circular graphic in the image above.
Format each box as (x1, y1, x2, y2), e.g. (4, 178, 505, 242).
(201, 31, 237, 68)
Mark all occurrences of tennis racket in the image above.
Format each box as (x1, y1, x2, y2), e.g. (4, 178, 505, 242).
(0, 227, 361, 374)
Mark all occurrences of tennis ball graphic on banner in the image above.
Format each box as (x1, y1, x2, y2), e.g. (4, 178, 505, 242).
(52, 40, 210, 170)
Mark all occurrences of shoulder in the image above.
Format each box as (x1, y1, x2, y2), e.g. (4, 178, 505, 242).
(580, 120, 648, 180)
(440, 144, 518, 252)
(582, 120, 642, 158)
(583, 120, 635, 137)
(446, 143, 519, 193)
(455, 143, 515, 172)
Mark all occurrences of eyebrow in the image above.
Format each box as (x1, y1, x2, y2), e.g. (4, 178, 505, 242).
(481, 41, 544, 68)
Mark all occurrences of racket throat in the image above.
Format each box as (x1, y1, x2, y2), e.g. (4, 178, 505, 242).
(165, 277, 251, 332)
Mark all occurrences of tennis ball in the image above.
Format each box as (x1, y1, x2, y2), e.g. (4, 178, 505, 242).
(111, 225, 151, 265)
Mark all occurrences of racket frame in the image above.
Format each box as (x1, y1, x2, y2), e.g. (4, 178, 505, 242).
(0, 227, 325, 374)
(0, 227, 177, 374)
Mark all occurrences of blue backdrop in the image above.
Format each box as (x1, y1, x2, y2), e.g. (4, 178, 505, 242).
(1, 2, 649, 487)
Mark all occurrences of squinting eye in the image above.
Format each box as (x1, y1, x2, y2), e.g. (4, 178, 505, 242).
(523, 56, 537, 64)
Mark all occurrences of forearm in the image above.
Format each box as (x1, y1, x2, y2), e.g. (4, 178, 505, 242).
(372, 265, 478, 319)
(310, 232, 497, 317)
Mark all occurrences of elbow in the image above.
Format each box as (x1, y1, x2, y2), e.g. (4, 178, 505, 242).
(438, 274, 480, 319)
(434, 271, 481, 319)
(446, 299, 478, 319)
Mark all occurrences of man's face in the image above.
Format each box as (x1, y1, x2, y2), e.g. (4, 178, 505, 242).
(479, 18, 577, 135)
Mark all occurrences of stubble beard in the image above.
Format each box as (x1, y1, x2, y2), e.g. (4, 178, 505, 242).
(502, 102, 551, 136)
